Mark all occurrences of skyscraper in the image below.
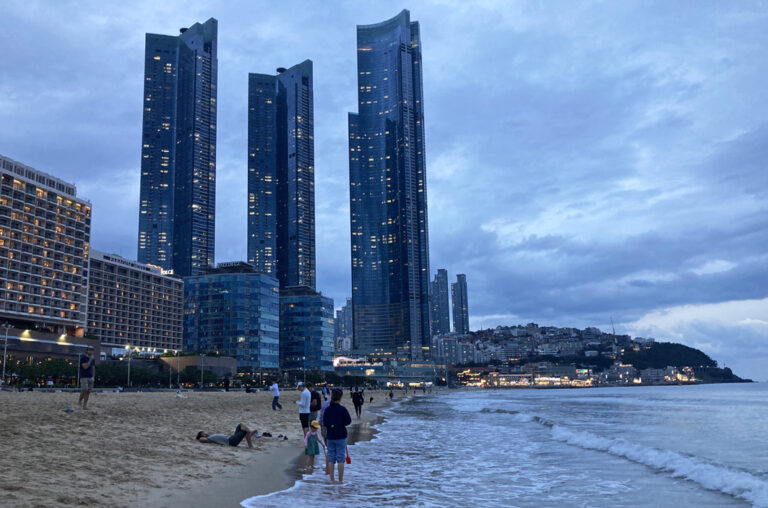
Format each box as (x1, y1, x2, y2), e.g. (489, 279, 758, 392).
(430, 269, 450, 337)
(348, 10, 430, 361)
(137, 18, 217, 277)
(248, 61, 315, 289)
(452, 274, 469, 335)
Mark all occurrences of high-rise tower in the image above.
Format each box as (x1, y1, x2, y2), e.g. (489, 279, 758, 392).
(248, 61, 315, 289)
(137, 18, 217, 277)
(430, 269, 450, 337)
(348, 10, 430, 361)
(452, 274, 469, 335)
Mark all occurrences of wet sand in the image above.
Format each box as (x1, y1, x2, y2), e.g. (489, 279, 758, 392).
(144, 392, 399, 508)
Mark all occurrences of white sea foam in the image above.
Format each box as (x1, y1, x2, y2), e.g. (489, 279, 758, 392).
(549, 423, 768, 508)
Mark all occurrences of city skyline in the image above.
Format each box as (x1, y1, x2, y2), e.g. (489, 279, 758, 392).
(1, 2, 766, 380)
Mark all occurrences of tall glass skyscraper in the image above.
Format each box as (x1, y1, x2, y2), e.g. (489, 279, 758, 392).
(348, 10, 431, 361)
(452, 274, 469, 335)
(430, 268, 450, 337)
(137, 18, 217, 277)
(248, 61, 315, 289)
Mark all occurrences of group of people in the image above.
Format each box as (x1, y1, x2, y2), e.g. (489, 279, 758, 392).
(200, 379, 354, 484)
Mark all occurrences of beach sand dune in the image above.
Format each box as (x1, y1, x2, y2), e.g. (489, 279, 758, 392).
(0, 390, 308, 507)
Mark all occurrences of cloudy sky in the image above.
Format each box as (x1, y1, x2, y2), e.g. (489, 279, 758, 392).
(1, 1, 766, 380)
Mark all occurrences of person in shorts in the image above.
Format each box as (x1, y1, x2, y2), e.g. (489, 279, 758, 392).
(196, 423, 259, 448)
(78, 348, 96, 409)
(323, 389, 352, 483)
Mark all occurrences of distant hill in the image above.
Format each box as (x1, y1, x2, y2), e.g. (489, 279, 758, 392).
(622, 342, 749, 382)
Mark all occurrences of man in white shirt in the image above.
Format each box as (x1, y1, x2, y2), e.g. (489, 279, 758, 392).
(269, 379, 282, 410)
(296, 382, 312, 434)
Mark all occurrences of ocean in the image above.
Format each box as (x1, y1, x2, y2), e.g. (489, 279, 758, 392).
(243, 384, 768, 507)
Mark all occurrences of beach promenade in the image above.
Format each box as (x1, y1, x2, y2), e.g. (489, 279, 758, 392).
(0, 389, 402, 507)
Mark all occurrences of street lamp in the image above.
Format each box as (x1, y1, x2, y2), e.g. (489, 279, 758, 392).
(1, 323, 11, 387)
(125, 345, 132, 388)
(176, 350, 181, 388)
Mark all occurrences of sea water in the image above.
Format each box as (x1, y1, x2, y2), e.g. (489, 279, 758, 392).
(243, 384, 768, 507)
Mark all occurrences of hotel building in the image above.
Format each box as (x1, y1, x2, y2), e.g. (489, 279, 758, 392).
(86, 250, 183, 352)
(0, 154, 91, 334)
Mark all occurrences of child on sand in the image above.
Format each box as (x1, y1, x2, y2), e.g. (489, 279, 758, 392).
(304, 420, 326, 472)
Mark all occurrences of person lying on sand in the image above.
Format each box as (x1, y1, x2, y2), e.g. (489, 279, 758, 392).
(196, 423, 259, 448)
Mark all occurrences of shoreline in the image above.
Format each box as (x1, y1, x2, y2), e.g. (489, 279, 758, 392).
(138, 392, 405, 508)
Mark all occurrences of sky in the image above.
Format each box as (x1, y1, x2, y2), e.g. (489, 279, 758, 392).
(1, 1, 766, 380)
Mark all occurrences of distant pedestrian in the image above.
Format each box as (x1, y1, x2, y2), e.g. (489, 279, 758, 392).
(322, 383, 330, 401)
(389, 390, 394, 401)
(351, 388, 364, 419)
(223, 377, 230, 392)
(269, 379, 282, 410)
(323, 389, 352, 484)
(309, 383, 322, 422)
(296, 382, 311, 434)
(78, 348, 96, 410)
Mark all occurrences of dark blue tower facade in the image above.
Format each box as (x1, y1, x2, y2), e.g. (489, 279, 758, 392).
(248, 61, 315, 289)
(348, 10, 431, 361)
(138, 18, 217, 277)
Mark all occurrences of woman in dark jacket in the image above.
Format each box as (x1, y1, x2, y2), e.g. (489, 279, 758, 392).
(323, 388, 352, 483)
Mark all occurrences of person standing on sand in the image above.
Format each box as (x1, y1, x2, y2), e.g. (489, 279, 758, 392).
(270, 379, 282, 410)
(78, 348, 95, 409)
(296, 382, 311, 434)
(323, 389, 352, 484)
(309, 383, 322, 423)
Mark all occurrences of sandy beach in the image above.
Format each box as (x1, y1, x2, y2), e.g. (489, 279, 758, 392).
(0, 388, 401, 507)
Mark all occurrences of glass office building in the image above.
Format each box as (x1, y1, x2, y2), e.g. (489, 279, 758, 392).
(348, 10, 431, 361)
(138, 18, 217, 277)
(183, 262, 279, 372)
(279, 286, 334, 371)
(247, 61, 316, 290)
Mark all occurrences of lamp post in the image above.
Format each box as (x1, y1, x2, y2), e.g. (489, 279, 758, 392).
(1, 323, 11, 387)
(125, 345, 131, 388)
(200, 354, 204, 389)
(176, 350, 180, 388)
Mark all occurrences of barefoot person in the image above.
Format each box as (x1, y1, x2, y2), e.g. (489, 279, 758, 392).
(196, 423, 260, 448)
(78, 349, 96, 409)
(323, 389, 352, 484)
(304, 420, 326, 472)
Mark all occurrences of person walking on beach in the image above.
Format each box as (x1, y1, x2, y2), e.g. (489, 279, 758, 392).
(78, 348, 96, 410)
(351, 388, 364, 419)
(269, 379, 282, 410)
(323, 388, 352, 484)
(296, 382, 311, 434)
(304, 420, 326, 472)
(196, 423, 259, 448)
(389, 390, 393, 401)
(309, 383, 322, 422)
(322, 383, 330, 401)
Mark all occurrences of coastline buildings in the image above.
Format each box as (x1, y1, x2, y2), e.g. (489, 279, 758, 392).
(334, 297, 353, 350)
(452, 274, 469, 334)
(348, 10, 431, 361)
(247, 61, 315, 289)
(137, 18, 218, 277)
(183, 262, 279, 373)
(430, 268, 450, 337)
(279, 286, 334, 371)
(0, 155, 91, 335)
(86, 250, 183, 353)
